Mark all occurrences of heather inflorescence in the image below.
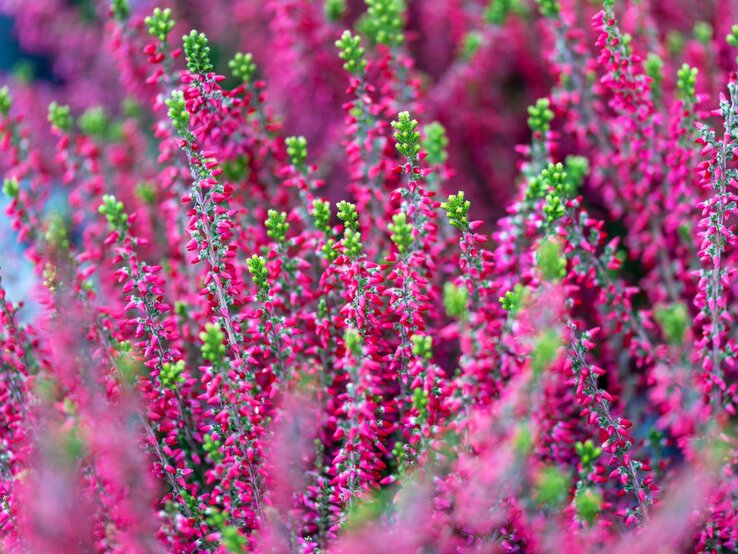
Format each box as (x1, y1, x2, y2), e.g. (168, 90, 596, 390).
(1, 0, 738, 552)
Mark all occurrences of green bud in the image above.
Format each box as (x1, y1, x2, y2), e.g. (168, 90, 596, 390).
(335, 30, 367, 75)
(534, 0, 559, 19)
(0, 86, 11, 116)
(484, 0, 513, 26)
(337, 201, 359, 232)
(532, 329, 560, 376)
(364, 0, 405, 47)
(200, 322, 226, 364)
(443, 282, 468, 319)
(79, 106, 108, 139)
(343, 228, 363, 257)
(527, 98, 554, 134)
(513, 425, 532, 455)
(654, 302, 689, 345)
(388, 212, 413, 253)
(166, 90, 189, 133)
(45, 213, 70, 250)
(229, 52, 256, 83)
(564, 155, 589, 193)
(312, 199, 332, 234)
(543, 193, 565, 223)
(247, 254, 270, 301)
(422, 121, 448, 166)
(111, 0, 130, 21)
(3, 177, 19, 198)
(391, 111, 421, 161)
(344, 328, 363, 356)
(285, 136, 308, 168)
(536, 238, 566, 282)
(499, 283, 526, 314)
(575, 439, 602, 465)
(644, 53, 664, 92)
(677, 64, 698, 101)
(265, 209, 289, 244)
(441, 191, 470, 230)
(541, 162, 567, 194)
(98, 194, 129, 232)
(145, 7, 175, 42)
(325, 0, 347, 21)
(182, 30, 213, 74)
(203, 432, 223, 463)
(694, 21, 712, 45)
(534, 466, 569, 506)
(135, 182, 157, 205)
(48, 102, 73, 133)
(728, 24, 738, 48)
(461, 31, 483, 60)
(160, 360, 185, 389)
(526, 176, 546, 201)
(667, 30, 684, 56)
(410, 334, 432, 360)
(575, 488, 602, 524)
(221, 525, 247, 554)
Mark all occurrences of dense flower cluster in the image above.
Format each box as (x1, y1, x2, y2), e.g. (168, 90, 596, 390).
(1, 0, 738, 552)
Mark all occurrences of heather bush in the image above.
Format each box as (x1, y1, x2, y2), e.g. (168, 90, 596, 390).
(1, 0, 738, 552)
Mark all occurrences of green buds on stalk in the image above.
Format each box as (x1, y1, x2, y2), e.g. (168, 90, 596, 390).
(677, 64, 698, 101)
(441, 191, 470, 230)
(145, 8, 175, 42)
(337, 201, 360, 232)
(111, 0, 130, 21)
(422, 121, 449, 165)
(265, 210, 289, 245)
(48, 102, 73, 133)
(527, 98, 554, 134)
(336, 31, 367, 75)
(99, 195, 129, 233)
(411, 334, 432, 360)
(229, 52, 256, 83)
(443, 282, 468, 318)
(499, 283, 526, 314)
(166, 91, 189, 133)
(200, 323, 226, 364)
(363, 0, 405, 47)
(388, 212, 413, 253)
(183, 30, 213, 74)
(0, 86, 10, 116)
(391, 111, 421, 160)
(247, 255, 270, 301)
(285, 136, 308, 168)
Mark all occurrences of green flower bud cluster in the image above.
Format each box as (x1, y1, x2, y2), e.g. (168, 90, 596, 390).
(98, 195, 129, 232)
(166, 91, 189, 133)
(422, 122, 448, 166)
(443, 282, 468, 319)
(160, 360, 185, 390)
(325, 0, 347, 21)
(247, 255, 270, 301)
(335, 31, 367, 75)
(265, 209, 289, 245)
(0, 86, 10, 116)
(677, 64, 698, 101)
(285, 136, 308, 168)
(527, 98, 554, 134)
(229, 52, 256, 83)
(363, 0, 405, 48)
(3, 177, 19, 198)
(145, 7, 175, 42)
(441, 191, 470, 230)
(183, 30, 213, 74)
(312, 200, 338, 262)
(654, 302, 689, 345)
(111, 0, 130, 21)
(48, 102, 73, 133)
(534, 0, 559, 19)
(499, 283, 526, 313)
(391, 111, 421, 161)
(410, 334, 432, 360)
(388, 212, 413, 253)
(200, 322, 226, 364)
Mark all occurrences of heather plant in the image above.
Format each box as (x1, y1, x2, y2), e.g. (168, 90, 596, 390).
(1, 0, 738, 552)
